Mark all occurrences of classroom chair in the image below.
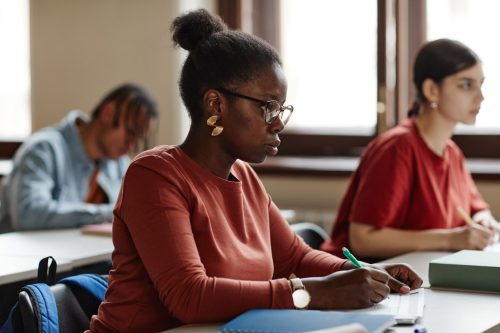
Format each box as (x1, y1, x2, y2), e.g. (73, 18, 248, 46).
(17, 274, 107, 333)
(291, 222, 329, 250)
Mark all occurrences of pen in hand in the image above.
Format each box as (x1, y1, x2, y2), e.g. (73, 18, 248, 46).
(456, 206, 475, 226)
(458, 206, 500, 244)
(342, 247, 408, 295)
(342, 247, 362, 268)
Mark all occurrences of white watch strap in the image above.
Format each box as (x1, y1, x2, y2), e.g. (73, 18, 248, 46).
(290, 277, 305, 291)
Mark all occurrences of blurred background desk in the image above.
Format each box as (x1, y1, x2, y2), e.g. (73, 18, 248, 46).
(0, 228, 114, 325)
(0, 228, 113, 267)
(0, 254, 72, 286)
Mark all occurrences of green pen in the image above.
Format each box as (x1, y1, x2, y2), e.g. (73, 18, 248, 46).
(342, 247, 362, 268)
(342, 247, 392, 299)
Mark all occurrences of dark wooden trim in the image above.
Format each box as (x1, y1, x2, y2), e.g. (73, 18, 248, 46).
(252, 156, 500, 181)
(278, 132, 374, 157)
(0, 141, 22, 159)
(217, 0, 242, 30)
(279, 132, 500, 159)
(453, 134, 500, 159)
(251, 0, 280, 52)
(395, 0, 426, 124)
(377, 0, 389, 131)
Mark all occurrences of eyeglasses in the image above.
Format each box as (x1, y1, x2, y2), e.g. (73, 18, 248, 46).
(217, 87, 294, 125)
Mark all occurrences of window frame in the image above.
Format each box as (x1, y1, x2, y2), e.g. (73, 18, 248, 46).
(218, 0, 500, 160)
(0, 141, 21, 160)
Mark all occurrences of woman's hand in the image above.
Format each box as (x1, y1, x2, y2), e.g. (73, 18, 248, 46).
(370, 263, 423, 293)
(473, 211, 500, 245)
(302, 267, 393, 310)
(448, 224, 493, 250)
(301, 262, 423, 310)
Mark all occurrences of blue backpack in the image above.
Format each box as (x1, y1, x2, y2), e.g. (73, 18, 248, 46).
(0, 257, 107, 333)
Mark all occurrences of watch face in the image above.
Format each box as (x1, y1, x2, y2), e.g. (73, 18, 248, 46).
(292, 289, 311, 309)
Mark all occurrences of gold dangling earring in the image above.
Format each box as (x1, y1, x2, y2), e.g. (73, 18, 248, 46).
(207, 115, 224, 136)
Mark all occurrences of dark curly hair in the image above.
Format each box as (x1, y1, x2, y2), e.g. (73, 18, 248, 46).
(171, 9, 282, 122)
(408, 39, 480, 117)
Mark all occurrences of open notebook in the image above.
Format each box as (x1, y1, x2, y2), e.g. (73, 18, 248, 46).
(345, 288, 425, 325)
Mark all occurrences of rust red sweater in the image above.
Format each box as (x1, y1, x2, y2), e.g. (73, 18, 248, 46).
(89, 146, 345, 333)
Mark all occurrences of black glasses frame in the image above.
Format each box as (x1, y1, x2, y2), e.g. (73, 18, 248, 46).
(216, 87, 294, 125)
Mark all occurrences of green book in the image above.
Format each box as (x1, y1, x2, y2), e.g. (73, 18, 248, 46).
(429, 250, 500, 293)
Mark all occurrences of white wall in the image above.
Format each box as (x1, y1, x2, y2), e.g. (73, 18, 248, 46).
(30, 0, 215, 146)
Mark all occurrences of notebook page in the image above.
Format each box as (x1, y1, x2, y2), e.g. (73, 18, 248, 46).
(485, 241, 500, 252)
(346, 288, 425, 324)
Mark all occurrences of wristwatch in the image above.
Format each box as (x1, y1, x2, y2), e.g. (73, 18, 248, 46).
(290, 277, 311, 309)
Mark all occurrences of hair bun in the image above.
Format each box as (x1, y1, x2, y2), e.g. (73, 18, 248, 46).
(171, 9, 227, 52)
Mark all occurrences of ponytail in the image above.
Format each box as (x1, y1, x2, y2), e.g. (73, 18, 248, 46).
(407, 100, 420, 117)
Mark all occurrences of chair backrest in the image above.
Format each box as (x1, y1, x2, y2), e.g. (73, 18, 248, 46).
(291, 222, 329, 250)
(17, 275, 107, 333)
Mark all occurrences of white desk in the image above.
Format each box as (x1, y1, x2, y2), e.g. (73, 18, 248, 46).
(0, 229, 113, 286)
(0, 254, 73, 286)
(0, 229, 114, 267)
(381, 251, 500, 333)
(163, 251, 500, 333)
(379, 251, 450, 287)
(0, 159, 13, 178)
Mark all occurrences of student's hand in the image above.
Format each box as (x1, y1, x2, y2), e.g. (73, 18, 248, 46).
(473, 213, 500, 244)
(370, 263, 423, 293)
(302, 267, 392, 310)
(449, 224, 493, 250)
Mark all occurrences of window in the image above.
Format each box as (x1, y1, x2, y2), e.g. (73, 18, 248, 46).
(427, 0, 500, 133)
(0, 0, 31, 139)
(280, 0, 378, 132)
(223, 0, 500, 161)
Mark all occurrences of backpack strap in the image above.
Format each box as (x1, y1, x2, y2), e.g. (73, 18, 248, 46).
(58, 274, 107, 301)
(21, 283, 59, 333)
(0, 257, 59, 333)
(0, 303, 24, 333)
(37, 256, 57, 285)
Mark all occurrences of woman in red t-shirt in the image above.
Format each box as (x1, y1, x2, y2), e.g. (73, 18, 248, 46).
(322, 39, 499, 261)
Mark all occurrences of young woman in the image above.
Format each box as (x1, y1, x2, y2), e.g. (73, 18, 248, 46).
(88, 9, 421, 332)
(322, 39, 498, 261)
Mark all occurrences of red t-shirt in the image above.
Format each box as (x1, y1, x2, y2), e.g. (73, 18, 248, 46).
(321, 118, 488, 259)
(89, 146, 345, 333)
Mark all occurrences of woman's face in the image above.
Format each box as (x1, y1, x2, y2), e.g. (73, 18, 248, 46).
(219, 62, 289, 164)
(436, 63, 485, 125)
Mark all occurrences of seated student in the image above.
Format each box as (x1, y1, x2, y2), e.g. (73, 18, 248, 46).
(321, 39, 498, 261)
(88, 9, 422, 333)
(0, 83, 157, 232)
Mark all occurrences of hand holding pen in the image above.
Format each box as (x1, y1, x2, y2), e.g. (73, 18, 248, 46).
(342, 247, 422, 294)
(458, 207, 500, 244)
(451, 206, 494, 250)
(297, 247, 422, 310)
